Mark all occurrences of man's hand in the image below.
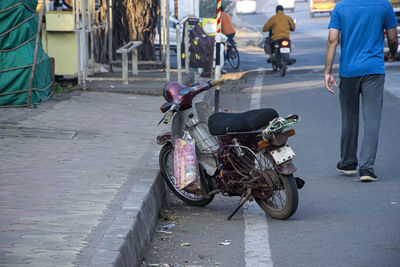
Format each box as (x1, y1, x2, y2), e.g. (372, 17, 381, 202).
(325, 28, 339, 94)
(387, 27, 398, 63)
(325, 73, 337, 94)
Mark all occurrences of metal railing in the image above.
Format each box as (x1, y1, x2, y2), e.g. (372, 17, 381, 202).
(176, 16, 190, 83)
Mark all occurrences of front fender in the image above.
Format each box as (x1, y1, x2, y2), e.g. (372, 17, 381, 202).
(157, 131, 172, 145)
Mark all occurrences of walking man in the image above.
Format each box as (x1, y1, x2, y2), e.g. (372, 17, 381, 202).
(324, 0, 398, 182)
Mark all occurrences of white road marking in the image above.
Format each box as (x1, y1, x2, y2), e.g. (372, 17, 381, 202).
(250, 71, 264, 109)
(152, 150, 159, 160)
(245, 72, 273, 267)
(244, 202, 273, 267)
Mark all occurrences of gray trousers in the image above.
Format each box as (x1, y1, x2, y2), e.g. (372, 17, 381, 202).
(339, 74, 385, 172)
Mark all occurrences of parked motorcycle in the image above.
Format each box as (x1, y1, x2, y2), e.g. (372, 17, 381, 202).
(157, 79, 304, 220)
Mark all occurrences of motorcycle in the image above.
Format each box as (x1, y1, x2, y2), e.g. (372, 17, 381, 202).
(268, 38, 295, 77)
(264, 18, 297, 77)
(157, 79, 304, 220)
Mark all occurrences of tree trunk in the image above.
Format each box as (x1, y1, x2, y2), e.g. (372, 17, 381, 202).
(113, 0, 159, 61)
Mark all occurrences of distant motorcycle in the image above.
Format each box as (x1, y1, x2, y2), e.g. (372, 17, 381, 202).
(266, 38, 296, 77)
(157, 79, 304, 220)
(264, 18, 297, 76)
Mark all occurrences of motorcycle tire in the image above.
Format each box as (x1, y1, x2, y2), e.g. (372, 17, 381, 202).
(159, 143, 214, 207)
(280, 62, 287, 77)
(255, 173, 298, 220)
(227, 45, 240, 69)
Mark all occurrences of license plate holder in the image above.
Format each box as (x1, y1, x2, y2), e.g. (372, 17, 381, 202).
(280, 47, 290, 53)
(270, 145, 295, 164)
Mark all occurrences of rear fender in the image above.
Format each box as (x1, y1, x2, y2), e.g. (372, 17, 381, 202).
(274, 160, 297, 176)
(281, 53, 290, 61)
(157, 131, 172, 145)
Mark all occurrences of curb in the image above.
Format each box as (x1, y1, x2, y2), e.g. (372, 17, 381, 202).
(90, 172, 166, 267)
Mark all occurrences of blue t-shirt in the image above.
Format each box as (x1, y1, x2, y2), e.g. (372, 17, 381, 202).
(328, 0, 397, 77)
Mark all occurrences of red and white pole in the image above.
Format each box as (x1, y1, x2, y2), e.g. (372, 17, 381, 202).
(214, 0, 222, 112)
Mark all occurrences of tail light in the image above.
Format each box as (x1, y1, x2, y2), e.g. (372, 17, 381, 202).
(259, 133, 288, 149)
(281, 40, 289, 47)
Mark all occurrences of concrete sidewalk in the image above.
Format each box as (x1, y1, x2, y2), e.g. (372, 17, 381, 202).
(0, 90, 169, 266)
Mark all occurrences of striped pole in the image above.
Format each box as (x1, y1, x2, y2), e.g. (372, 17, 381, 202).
(174, 0, 178, 19)
(214, 0, 222, 112)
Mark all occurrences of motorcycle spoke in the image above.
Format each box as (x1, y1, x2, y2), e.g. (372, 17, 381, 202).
(274, 190, 286, 207)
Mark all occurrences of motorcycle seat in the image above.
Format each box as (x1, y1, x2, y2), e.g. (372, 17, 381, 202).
(208, 108, 279, 136)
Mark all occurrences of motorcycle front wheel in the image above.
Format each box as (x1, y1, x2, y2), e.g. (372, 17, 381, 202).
(255, 173, 298, 220)
(159, 143, 214, 207)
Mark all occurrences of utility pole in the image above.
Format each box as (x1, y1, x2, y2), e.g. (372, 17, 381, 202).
(214, 0, 222, 112)
(174, 0, 178, 18)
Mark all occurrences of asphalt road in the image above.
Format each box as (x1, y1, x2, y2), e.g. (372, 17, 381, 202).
(141, 1, 400, 266)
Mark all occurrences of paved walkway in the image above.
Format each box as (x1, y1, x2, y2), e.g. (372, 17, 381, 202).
(0, 91, 169, 266)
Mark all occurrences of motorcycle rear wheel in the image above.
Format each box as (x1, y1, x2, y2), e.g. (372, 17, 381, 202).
(255, 173, 298, 220)
(280, 62, 287, 77)
(159, 143, 214, 207)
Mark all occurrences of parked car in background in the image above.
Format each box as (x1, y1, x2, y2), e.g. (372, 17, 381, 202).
(154, 16, 182, 51)
(236, 0, 257, 14)
(309, 0, 336, 17)
(278, 0, 295, 12)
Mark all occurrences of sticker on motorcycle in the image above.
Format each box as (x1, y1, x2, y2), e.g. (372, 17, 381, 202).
(270, 144, 295, 164)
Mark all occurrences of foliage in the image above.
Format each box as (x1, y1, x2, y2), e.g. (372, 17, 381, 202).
(53, 83, 72, 95)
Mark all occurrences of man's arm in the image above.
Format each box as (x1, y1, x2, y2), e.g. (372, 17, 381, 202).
(386, 26, 398, 62)
(262, 18, 273, 32)
(324, 28, 340, 94)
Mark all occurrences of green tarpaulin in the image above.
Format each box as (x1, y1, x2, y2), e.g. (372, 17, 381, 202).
(0, 0, 52, 107)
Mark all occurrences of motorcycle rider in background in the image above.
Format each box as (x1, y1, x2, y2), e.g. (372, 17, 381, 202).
(263, 5, 296, 64)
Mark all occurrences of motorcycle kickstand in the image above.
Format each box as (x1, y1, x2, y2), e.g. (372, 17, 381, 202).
(227, 187, 252, 221)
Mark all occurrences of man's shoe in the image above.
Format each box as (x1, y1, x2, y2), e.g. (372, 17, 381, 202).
(267, 58, 272, 63)
(359, 169, 378, 182)
(336, 162, 357, 175)
(221, 68, 227, 74)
